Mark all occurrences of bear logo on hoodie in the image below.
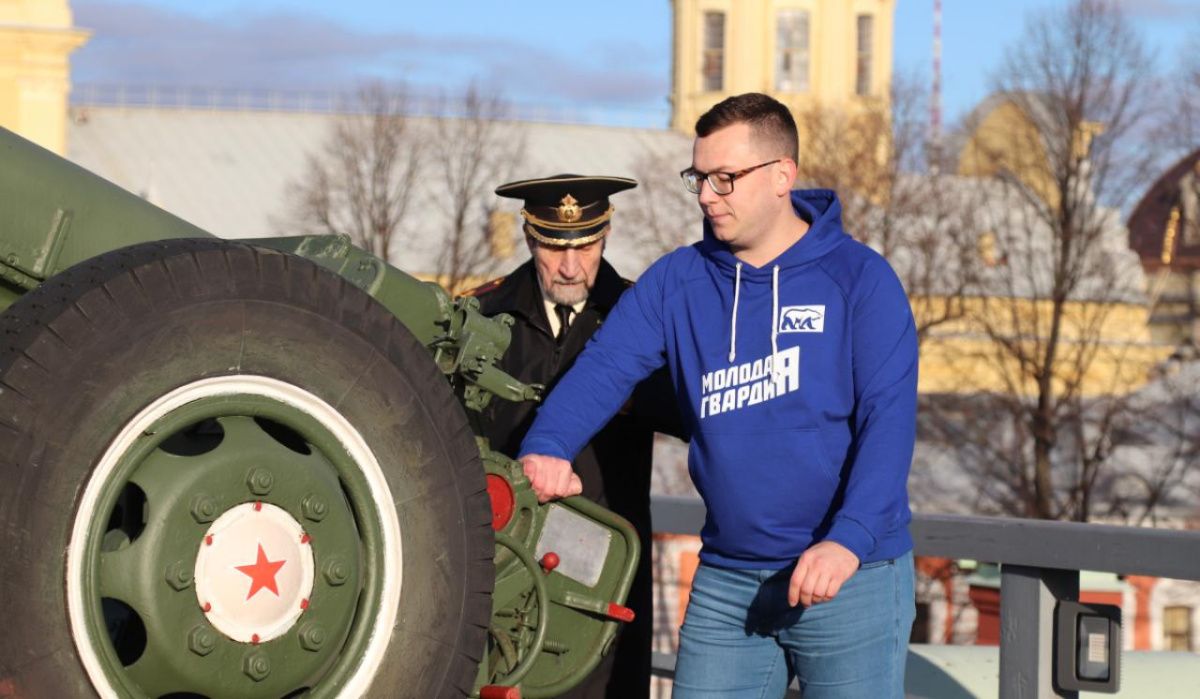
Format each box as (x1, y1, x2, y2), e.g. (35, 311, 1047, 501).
(779, 305, 825, 333)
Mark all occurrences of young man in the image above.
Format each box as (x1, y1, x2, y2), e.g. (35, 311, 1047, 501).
(518, 95, 917, 697)
(466, 174, 680, 699)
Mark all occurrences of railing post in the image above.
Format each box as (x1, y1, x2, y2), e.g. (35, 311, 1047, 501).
(1000, 565, 1079, 699)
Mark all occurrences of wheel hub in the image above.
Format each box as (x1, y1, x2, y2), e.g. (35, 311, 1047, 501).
(195, 502, 315, 644)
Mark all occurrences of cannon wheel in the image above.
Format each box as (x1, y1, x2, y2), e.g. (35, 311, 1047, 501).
(0, 239, 493, 698)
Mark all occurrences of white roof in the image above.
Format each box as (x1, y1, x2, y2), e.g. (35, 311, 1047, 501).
(66, 104, 693, 276)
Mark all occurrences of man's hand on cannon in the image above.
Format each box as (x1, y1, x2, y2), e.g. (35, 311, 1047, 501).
(519, 454, 583, 503)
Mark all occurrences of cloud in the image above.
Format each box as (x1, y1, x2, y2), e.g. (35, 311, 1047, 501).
(1111, 0, 1200, 19)
(71, 1, 668, 110)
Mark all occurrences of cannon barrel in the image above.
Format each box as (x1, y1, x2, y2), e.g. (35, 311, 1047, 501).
(0, 127, 210, 300)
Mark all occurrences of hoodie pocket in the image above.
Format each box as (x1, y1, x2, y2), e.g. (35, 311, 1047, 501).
(689, 428, 841, 558)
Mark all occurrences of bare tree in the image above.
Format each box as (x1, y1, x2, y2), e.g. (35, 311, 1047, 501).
(792, 74, 981, 344)
(280, 83, 423, 264)
(428, 86, 528, 294)
(1160, 32, 1200, 158)
(922, 0, 1178, 522)
(622, 135, 701, 267)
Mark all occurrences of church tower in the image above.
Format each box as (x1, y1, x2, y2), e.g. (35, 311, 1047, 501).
(670, 0, 895, 133)
(0, 0, 89, 154)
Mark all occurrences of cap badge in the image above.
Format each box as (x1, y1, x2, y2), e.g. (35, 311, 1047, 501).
(557, 194, 582, 223)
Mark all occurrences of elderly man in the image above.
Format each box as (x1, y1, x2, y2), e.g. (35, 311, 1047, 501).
(465, 174, 679, 699)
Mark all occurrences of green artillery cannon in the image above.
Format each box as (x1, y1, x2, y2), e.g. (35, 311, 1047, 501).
(0, 128, 639, 699)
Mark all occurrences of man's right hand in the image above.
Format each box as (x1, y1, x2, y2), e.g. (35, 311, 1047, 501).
(519, 454, 583, 503)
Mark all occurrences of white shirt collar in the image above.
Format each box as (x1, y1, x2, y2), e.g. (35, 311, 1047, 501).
(536, 278, 586, 337)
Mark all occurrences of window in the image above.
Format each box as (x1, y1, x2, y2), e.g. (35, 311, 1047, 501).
(775, 10, 810, 92)
(487, 210, 516, 260)
(1164, 606, 1193, 651)
(703, 12, 725, 92)
(910, 601, 931, 643)
(978, 231, 1005, 267)
(856, 14, 874, 96)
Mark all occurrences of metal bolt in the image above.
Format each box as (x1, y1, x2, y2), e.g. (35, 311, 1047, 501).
(190, 494, 218, 523)
(243, 650, 271, 681)
(323, 559, 349, 586)
(298, 623, 327, 652)
(301, 494, 328, 522)
(246, 468, 274, 496)
(188, 625, 216, 656)
(165, 561, 193, 591)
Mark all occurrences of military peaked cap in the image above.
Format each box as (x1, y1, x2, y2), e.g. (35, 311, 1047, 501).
(496, 174, 637, 247)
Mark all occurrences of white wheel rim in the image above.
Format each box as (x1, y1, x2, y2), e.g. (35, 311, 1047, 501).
(66, 375, 403, 698)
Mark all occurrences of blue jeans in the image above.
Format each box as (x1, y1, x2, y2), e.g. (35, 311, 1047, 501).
(673, 551, 915, 699)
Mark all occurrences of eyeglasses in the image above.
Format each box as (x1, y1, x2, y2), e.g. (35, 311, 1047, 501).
(679, 159, 782, 195)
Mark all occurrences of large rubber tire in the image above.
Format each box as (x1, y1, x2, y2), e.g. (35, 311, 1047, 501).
(0, 239, 493, 698)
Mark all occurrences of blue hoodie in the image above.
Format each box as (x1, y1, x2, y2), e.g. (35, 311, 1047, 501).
(520, 190, 917, 568)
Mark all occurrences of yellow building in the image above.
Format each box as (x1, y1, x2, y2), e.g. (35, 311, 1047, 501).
(939, 94, 1173, 398)
(669, 0, 895, 132)
(917, 296, 1171, 397)
(957, 93, 1105, 212)
(0, 0, 88, 155)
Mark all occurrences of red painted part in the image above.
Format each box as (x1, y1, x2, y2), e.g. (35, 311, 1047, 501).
(202, 602, 212, 612)
(254, 501, 262, 511)
(479, 685, 521, 699)
(606, 603, 635, 623)
(251, 634, 260, 645)
(486, 474, 516, 531)
(969, 585, 1001, 645)
(540, 552, 560, 574)
(300, 533, 311, 545)
(1128, 575, 1158, 650)
(1081, 590, 1123, 607)
(971, 583, 1127, 647)
(205, 535, 213, 546)
(915, 556, 959, 643)
(301, 598, 310, 610)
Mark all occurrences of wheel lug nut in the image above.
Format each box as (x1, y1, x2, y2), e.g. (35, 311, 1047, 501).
(165, 561, 193, 591)
(246, 468, 274, 495)
(323, 559, 349, 586)
(298, 622, 327, 652)
(243, 650, 271, 681)
(188, 625, 216, 656)
(190, 494, 218, 523)
(301, 494, 328, 522)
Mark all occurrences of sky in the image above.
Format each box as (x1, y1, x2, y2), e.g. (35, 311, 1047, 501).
(71, 0, 1200, 129)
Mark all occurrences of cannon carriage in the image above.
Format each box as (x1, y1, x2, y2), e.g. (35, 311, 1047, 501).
(0, 127, 637, 699)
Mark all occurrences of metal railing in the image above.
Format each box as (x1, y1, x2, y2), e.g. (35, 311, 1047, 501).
(69, 83, 670, 129)
(649, 495, 1200, 698)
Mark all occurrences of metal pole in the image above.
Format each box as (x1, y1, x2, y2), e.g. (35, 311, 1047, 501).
(999, 565, 1079, 699)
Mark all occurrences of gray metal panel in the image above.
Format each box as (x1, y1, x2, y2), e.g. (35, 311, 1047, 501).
(999, 566, 1078, 699)
(910, 514, 1200, 582)
(651, 495, 707, 535)
(650, 497, 1200, 582)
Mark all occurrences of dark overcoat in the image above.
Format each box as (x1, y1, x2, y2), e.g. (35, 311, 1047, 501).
(468, 259, 680, 699)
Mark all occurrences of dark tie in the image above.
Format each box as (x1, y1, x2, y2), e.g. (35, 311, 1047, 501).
(554, 304, 574, 343)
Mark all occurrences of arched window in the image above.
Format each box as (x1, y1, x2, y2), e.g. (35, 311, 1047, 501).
(702, 12, 725, 93)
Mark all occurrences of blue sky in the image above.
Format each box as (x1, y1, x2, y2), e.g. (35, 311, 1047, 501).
(72, 0, 1200, 128)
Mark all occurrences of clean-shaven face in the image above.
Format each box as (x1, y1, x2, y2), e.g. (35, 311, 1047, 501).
(528, 237, 605, 306)
(691, 122, 782, 255)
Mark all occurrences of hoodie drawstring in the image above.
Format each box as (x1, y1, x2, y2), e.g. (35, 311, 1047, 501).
(728, 262, 743, 362)
(771, 265, 780, 377)
(729, 263, 782, 368)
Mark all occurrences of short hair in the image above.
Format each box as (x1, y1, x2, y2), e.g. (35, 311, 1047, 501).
(694, 93, 799, 163)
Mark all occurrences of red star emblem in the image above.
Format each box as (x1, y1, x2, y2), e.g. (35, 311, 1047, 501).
(235, 543, 286, 600)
